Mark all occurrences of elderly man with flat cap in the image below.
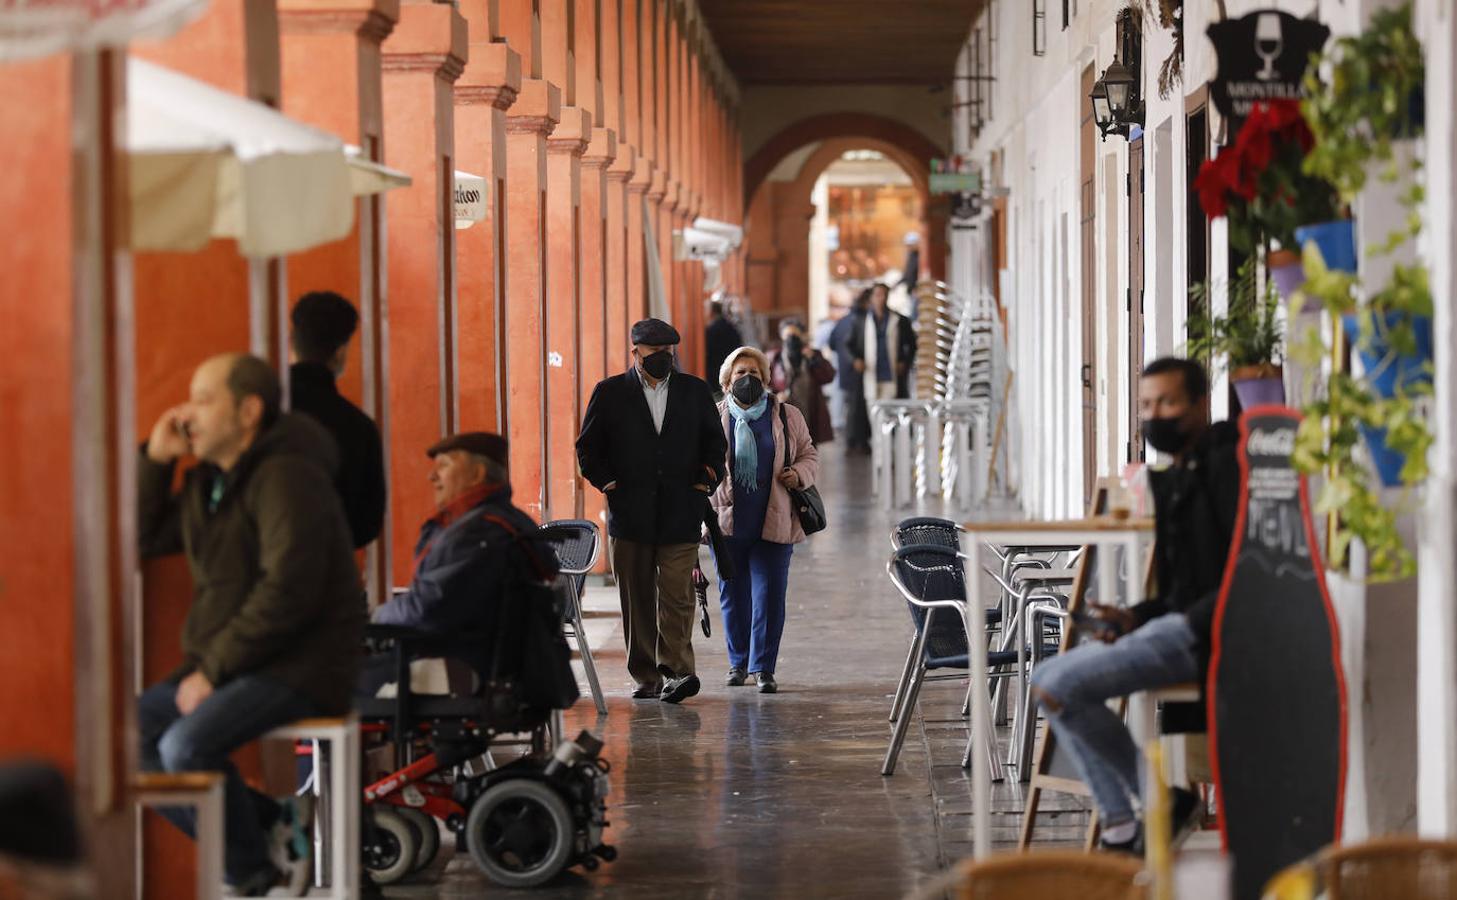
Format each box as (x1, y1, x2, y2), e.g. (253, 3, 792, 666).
(372, 432, 547, 677)
(577, 318, 728, 703)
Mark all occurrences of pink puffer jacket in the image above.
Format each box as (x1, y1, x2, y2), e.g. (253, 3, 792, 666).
(710, 398, 821, 544)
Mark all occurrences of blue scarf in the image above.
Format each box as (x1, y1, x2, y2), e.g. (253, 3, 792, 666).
(727, 395, 769, 492)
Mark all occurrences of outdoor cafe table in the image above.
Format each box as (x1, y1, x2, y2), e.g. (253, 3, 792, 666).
(958, 517, 1155, 859)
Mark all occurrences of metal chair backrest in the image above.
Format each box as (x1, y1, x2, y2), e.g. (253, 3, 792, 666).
(887, 544, 970, 663)
(539, 519, 600, 576)
(893, 516, 961, 550)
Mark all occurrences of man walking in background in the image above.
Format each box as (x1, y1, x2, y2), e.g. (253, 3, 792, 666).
(577, 319, 727, 704)
(704, 299, 743, 391)
(288, 291, 386, 550)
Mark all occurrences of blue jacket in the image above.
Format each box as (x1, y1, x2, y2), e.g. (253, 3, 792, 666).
(373, 485, 549, 675)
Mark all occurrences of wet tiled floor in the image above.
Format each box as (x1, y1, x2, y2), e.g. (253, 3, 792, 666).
(383, 451, 1064, 898)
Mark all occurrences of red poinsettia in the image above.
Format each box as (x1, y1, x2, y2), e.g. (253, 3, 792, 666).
(1192, 99, 1333, 252)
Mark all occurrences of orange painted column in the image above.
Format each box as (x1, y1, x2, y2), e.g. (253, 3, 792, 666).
(454, 38, 521, 435)
(381, 1, 467, 578)
(578, 129, 616, 534)
(279, 0, 397, 600)
(543, 108, 589, 520)
(605, 148, 635, 363)
(502, 80, 561, 520)
(133, 8, 285, 893)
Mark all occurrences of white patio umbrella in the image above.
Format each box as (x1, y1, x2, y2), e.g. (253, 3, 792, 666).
(127, 56, 410, 257)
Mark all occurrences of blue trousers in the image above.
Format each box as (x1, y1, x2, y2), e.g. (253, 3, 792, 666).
(138, 674, 317, 886)
(714, 537, 794, 674)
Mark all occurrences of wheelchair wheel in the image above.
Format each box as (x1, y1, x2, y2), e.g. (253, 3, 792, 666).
(364, 807, 420, 885)
(397, 807, 441, 873)
(465, 779, 574, 888)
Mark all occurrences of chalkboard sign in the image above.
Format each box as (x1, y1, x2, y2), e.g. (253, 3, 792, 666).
(1208, 407, 1347, 900)
(1019, 480, 1154, 849)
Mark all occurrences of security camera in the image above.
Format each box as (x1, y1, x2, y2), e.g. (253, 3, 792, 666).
(674, 227, 732, 262)
(690, 217, 743, 249)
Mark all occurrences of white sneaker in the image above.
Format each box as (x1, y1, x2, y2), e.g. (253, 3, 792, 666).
(269, 794, 314, 896)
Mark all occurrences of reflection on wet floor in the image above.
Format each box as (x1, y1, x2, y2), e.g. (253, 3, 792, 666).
(385, 452, 1008, 899)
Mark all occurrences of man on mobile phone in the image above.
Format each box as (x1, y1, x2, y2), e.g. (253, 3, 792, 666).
(135, 353, 364, 895)
(1029, 357, 1240, 855)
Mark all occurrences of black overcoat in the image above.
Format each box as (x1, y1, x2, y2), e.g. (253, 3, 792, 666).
(576, 368, 728, 545)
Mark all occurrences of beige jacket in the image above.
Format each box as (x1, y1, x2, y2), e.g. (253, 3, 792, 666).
(710, 399, 821, 544)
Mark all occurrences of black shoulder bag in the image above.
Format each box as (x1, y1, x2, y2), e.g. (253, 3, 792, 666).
(778, 401, 827, 535)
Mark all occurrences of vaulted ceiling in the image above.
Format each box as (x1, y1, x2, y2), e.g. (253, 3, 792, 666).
(698, 0, 987, 86)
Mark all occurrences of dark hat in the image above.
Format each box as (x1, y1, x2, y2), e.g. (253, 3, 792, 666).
(630, 318, 681, 347)
(426, 431, 509, 467)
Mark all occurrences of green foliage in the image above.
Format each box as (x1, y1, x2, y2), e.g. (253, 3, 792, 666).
(1301, 3, 1426, 204)
(1186, 257, 1283, 371)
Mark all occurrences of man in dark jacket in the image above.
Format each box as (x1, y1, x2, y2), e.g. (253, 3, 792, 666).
(1029, 357, 1239, 854)
(137, 353, 364, 895)
(371, 432, 550, 680)
(289, 291, 386, 549)
(704, 300, 743, 389)
(577, 318, 727, 703)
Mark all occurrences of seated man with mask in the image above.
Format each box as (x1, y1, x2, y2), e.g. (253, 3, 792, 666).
(369, 432, 551, 688)
(1028, 357, 1240, 855)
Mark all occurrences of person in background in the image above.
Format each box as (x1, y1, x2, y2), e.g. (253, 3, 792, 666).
(1029, 358, 1238, 855)
(849, 282, 917, 401)
(704, 299, 743, 390)
(137, 354, 364, 896)
(289, 291, 386, 550)
(768, 318, 835, 445)
(829, 290, 870, 453)
(577, 319, 728, 704)
(710, 347, 819, 693)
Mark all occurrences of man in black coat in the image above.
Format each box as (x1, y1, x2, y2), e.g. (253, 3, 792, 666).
(704, 299, 742, 388)
(288, 291, 386, 549)
(577, 318, 728, 703)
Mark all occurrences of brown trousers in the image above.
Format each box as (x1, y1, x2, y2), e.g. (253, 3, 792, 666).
(610, 538, 699, 686)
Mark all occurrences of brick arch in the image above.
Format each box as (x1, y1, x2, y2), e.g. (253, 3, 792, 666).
(744, 112, 943, 207)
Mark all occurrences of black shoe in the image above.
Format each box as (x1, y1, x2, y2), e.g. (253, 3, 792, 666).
(1169, 787, 1204, 848)
(726, 667, 747, 686)
(233, 864, 282, 897)
(754, 672, 777, 694)
(660, 673, 701, 704)
(1098, 824, 1143, 857)
(631, 682, 662, 700)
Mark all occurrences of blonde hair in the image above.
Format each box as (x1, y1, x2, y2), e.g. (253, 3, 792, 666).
(718, 346, 771, 390)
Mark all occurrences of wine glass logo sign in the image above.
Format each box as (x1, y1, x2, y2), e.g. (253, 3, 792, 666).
(1255, 13, 1283, 82)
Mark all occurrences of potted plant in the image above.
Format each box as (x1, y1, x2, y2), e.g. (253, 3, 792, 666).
(1296, 3, 1425, 275)
(1193, 99, 1339, 297)
(1187, 258, 1285, 408)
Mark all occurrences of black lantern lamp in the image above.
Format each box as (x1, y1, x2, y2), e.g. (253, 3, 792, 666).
(1102, 61, 1136, 119)
(1088, 79, 1115, 140)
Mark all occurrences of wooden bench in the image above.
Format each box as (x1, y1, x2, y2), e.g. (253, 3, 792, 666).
(266, 716, 359, 899)
(132, 771, 225, 900)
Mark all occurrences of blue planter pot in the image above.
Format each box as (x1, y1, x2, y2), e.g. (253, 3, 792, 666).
(1296, 220, 1358, 273)
(1341, 311, 1433, 487)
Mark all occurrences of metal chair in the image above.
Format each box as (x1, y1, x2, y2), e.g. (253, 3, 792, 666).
(539, 519, 607, 716)
(882, 544, 1018, 781)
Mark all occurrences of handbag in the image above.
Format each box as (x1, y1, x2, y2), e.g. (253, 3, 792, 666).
(779, 402, 828, 535)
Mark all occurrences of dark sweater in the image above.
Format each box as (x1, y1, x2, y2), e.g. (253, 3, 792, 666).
(289, 362, 386, 549)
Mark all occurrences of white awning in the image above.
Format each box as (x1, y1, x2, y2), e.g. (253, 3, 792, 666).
(127, 57, 408, 258)
(345, 145, 412, 196)
(453, 170, 488, 230)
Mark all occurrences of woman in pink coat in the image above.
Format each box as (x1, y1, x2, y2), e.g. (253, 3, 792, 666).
(709, 347, 820, 693)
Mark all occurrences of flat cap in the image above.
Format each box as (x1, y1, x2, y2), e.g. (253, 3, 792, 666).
(426, 431, 509, 467)
(631, 318, 680, 346)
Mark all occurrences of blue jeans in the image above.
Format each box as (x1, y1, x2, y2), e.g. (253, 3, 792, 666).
(1029, 613, 1199, 825)
(714, 537, 794, 674)
(138, 674, 318, 885)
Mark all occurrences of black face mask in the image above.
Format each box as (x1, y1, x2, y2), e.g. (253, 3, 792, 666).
(1142, 416, 1191, 455)
(639, 350, 674, 380)
(784, 335, 805, 360)
(731, 374, 765, 407)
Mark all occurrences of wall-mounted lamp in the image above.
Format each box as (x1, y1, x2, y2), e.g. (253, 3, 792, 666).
(1088, 80, 1114, 139)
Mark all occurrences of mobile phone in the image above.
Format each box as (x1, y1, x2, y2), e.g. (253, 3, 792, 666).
(174, 418, 192, 440)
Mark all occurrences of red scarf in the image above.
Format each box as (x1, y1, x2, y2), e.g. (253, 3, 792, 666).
(409, 482, 505, 579)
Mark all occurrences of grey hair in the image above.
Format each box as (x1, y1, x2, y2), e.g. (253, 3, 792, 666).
(467, 453, 509, 484)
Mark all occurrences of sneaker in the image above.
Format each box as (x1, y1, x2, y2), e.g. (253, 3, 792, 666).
(631, 682, 662, 699)
(660, 673, 701, 704)
(754, 672, 778, 694)
(725, 667, 747, 687)
(1169, 787, 1204, 848)
(269, 794, 314, 896)
(1098, 823, 1143, 857)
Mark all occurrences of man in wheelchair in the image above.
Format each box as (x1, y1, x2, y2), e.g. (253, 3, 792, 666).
(357, 432, 613, 888)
